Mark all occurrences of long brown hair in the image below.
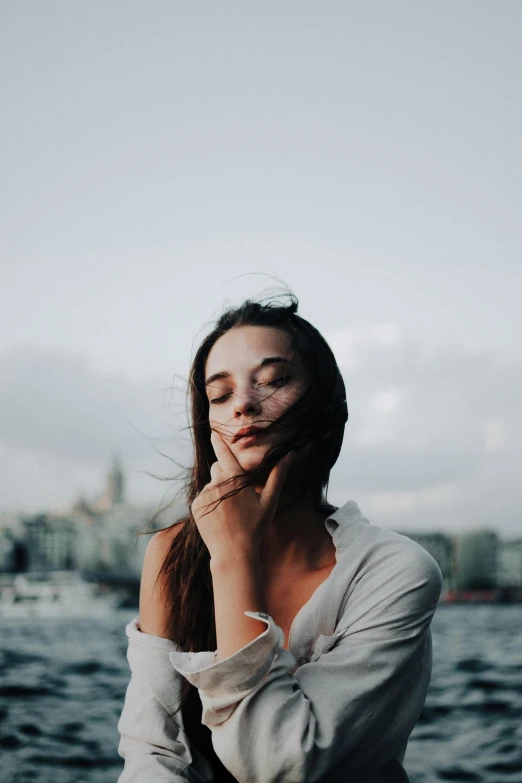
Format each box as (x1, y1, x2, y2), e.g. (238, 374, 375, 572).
(151, 293, 348, 711)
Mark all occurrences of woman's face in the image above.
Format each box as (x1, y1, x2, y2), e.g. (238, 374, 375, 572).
(204, 325, 310, 474)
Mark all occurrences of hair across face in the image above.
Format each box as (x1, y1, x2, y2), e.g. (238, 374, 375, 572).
(188, 297, 348, 510)
(204, 325, 310, 476)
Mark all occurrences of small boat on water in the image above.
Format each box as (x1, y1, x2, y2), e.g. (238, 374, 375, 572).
(0, 571, 120, 619)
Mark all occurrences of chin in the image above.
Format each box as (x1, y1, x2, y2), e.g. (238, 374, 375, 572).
(235, 447, 270, 475)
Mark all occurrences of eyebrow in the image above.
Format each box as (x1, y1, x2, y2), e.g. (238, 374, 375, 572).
(205, 356, 292, 387)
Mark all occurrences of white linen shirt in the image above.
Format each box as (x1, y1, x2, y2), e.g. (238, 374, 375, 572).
(117, 500, 443, 783)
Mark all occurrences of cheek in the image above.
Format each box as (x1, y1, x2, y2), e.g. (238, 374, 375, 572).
(267, 385, 304, 417)
(208, 410, 235, 441)
(208, 408, 222, 423)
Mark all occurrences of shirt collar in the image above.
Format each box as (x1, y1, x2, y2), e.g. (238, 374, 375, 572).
(324, 500, 369, 549)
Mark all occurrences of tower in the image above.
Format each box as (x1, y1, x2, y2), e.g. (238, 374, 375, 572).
(106, 454, 125, 507)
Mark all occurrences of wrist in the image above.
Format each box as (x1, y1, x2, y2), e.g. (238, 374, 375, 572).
(210, 548, 262, 573)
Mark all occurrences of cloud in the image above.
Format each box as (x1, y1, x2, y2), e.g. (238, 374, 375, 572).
(325, 323, 402, 371)
(325, 329, 522, 535)
(334, 448, 479, 493)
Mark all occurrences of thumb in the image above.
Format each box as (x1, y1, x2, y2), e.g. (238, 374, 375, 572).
(260, 451, 295, 512)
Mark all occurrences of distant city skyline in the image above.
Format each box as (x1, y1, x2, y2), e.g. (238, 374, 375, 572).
(1, 2, 521, 534)
(2, 459, 521, 593)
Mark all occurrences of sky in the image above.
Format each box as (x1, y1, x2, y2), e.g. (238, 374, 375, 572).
(1, 1, 521, 535)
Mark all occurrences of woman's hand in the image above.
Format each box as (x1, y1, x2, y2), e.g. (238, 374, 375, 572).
(191, 431, 294, 563)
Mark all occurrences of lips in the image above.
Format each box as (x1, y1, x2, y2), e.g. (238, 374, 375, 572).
(233, 426, 267, 442)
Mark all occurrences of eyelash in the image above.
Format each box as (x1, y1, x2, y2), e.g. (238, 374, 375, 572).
(209, 376, 290, 405)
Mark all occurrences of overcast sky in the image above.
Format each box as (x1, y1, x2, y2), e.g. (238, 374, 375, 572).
(1, 2, 521, 535)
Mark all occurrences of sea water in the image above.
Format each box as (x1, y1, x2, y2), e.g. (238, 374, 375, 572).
(0, 605, 521, 783)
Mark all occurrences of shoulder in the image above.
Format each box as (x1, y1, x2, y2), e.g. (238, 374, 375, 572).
(334, 502, 442, 592)
(142, 520, 185, 572)
(139, 520, 186, 637)
(333, 505, 443, 621)
(360, 530, 442, 620)
(388, 532, 443, 608)
(336, 529, 442, 639)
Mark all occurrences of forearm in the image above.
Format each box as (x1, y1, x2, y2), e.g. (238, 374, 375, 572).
(210, 553, 267, 661)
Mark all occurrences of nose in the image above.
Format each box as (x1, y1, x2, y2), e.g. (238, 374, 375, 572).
(233, 385, 262, 418)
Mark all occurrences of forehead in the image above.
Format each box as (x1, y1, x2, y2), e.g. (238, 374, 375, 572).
(205, 325, 295, 377)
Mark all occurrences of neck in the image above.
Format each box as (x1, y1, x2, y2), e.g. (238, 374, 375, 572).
(260, 485, 334, 574)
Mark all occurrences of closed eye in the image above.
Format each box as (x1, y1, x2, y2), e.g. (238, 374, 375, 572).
(209, 376, 290, 404)
(210, 392, 231, 404)
(263, 376, 290, 389)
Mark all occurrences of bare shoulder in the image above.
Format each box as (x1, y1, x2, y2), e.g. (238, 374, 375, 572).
(139, 521, 185, 638)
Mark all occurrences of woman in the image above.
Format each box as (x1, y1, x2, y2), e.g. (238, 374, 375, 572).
(117, 295, 442, 782)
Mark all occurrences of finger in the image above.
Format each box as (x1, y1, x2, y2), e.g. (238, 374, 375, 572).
(260, 451, 295, 512)
(210, 430, 244, 476)
(210, 460, 225, 483)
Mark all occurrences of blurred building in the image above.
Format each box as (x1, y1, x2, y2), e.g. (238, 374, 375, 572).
(95, 454, 125, 511)
(454, 530, 499, 590)
(23, 513, 77, 572)
(0, 513, 28, 572)
(0, 458, 186, 578)
(0, 528, 17, 571)
(497, 538, 522, 588)
(72, 504, 171, 578)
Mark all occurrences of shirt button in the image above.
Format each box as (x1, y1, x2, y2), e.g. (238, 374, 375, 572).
(298, 656, 310, 666)
(257, 612, 269, 619)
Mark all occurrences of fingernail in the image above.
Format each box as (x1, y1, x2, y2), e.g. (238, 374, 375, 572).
(286, 451, 296, 461)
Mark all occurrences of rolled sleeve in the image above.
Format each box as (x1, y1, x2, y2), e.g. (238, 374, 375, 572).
(169, 611, 283, 695)
(117, 617, 213, 783)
